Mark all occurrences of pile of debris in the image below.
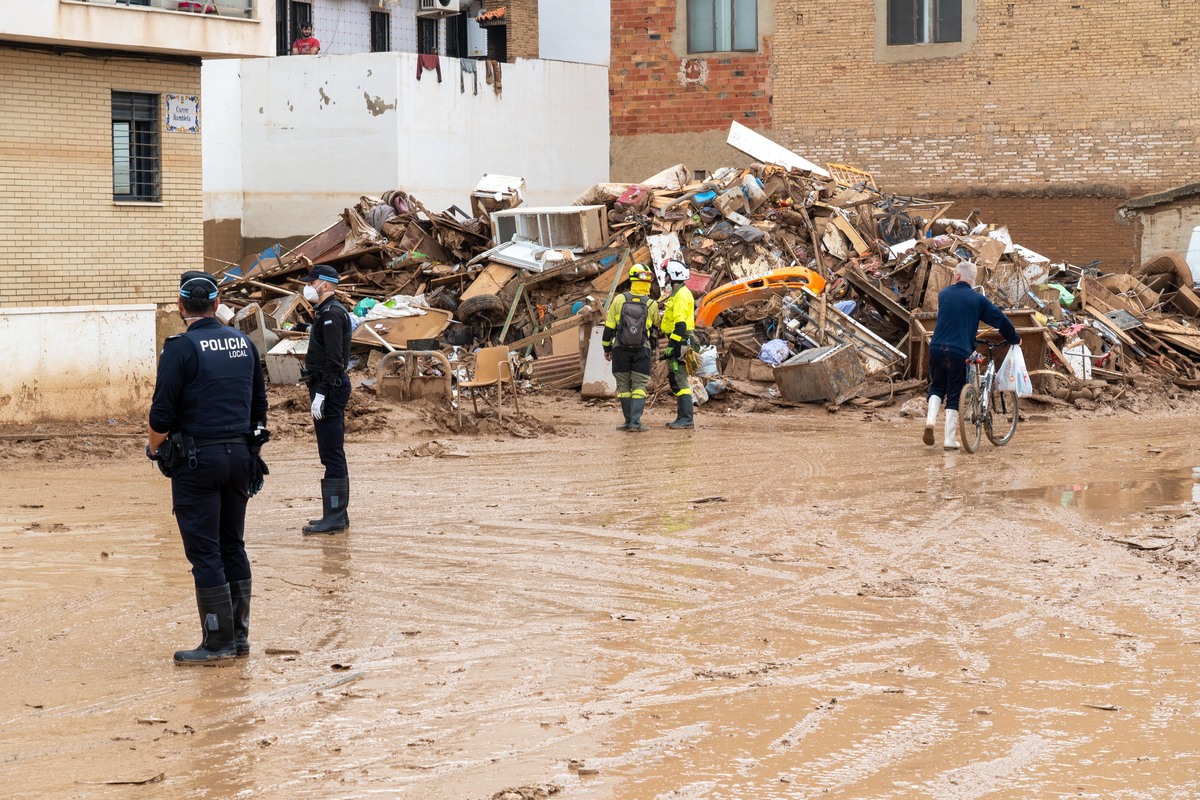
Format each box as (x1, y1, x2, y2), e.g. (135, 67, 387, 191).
(213, 123, 1200, 411)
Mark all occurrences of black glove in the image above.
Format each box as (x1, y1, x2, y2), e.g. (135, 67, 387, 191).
(248, 455, 269, 498)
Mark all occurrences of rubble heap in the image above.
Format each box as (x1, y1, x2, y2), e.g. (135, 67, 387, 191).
(213, 125, 1200, 410)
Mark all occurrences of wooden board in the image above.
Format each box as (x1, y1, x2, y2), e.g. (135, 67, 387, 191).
(352, 309, 453, 348)
(460, 263, 517, 302)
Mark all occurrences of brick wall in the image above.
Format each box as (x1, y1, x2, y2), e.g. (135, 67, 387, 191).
(772, 0, 1200, 196)
(610, 0, 773, 138)
(0, 45, 203, 309)
(951, 194, 1136, 271)
(506, 0, 538, 61)
(610, 0, 1198, 265)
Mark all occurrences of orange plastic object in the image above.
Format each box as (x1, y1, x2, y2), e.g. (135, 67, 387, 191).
(695, 267, 826, 327)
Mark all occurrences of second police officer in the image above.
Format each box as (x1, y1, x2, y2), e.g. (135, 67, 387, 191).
(301, 264, 353, 534)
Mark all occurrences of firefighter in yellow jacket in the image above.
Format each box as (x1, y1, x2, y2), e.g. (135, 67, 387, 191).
(602, 264, 660, 432)
(660, 259, 696, 429)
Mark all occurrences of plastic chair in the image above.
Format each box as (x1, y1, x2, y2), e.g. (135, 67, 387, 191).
(459, 345, 519, 420)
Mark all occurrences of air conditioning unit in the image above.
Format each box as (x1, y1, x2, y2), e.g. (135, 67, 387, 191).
(416, 0, 462, 17)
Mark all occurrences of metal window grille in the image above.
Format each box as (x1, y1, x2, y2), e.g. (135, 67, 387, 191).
(686, 0, 757, 54)
(370, 10, 391, 52)
(445, 13, 468, 59)
(418, 16, 439, 55)
(112, 92, 160, 202)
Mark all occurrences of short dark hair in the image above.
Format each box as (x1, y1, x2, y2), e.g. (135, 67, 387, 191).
(181, 295, 217, 315)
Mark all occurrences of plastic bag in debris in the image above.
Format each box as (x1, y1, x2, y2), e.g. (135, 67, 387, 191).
(689, 376, 710, 405)
(758, 338, 792, 366)
(696, 345, 719, 377)
(364, 295, 430, 321)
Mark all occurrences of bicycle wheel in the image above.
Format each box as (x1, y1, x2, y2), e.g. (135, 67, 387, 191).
(986, 386, 1018, 446)
(958, 384, 982, 453)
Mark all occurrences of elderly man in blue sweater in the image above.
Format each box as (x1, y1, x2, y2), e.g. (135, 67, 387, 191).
(925, 260, 1020, 449)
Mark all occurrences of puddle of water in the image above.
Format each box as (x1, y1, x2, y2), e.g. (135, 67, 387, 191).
(994, 466, 1200, 514)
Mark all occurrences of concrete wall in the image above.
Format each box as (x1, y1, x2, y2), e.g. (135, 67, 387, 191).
(1136, 201, 1200, 267)
(0, 305, 158, 423)
(539, 0, 609, 66)
(0, 0, 275, 59)
(207, 50, 608, 243)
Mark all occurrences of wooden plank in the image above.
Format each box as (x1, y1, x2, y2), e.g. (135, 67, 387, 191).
(505, 313, 591, 351)
(460, 263, 518, 302)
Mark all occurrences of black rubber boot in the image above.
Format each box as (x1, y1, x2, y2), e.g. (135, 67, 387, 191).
(230, 578, 251, 657)
(627, 398, 649, 432)
(666, 395, 694, 429)
(303, 478, 350, 535)
(174, 584, 238, 666)
(617, 398, 631, 430)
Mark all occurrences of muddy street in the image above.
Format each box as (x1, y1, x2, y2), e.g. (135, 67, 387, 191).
(3, 403, 1200, 799)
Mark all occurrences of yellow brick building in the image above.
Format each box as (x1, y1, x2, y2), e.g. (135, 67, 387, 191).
(0, 1, 273, 423)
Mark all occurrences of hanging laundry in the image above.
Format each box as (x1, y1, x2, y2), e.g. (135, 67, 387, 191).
(416, 54, 442, 83)
(485, 59, 502, 97)
(460, 58, 478, 95)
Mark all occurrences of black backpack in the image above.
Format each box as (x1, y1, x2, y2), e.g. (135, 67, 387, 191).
(616, 293, 649, 349)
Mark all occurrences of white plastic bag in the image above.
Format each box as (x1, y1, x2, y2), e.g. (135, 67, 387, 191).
(996, 345, 1033, 398)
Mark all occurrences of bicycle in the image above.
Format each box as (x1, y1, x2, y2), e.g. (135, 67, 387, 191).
(958, 339, 1019, 453)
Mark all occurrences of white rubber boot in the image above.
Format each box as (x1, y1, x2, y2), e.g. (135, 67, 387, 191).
(923, 395, 941, 446)
(943, 410, 961, 450)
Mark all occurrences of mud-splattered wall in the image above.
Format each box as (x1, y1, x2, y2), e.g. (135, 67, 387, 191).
(203, 51, 608, 253)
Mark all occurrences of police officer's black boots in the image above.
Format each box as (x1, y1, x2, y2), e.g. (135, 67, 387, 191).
(229, 578, 251, 657)
(303, 478, 350, 534)
(627, 397, 649, 432)
(666, 394, 695, 430)
(174, 584, 238, 665)
(617, 398, 631, 430)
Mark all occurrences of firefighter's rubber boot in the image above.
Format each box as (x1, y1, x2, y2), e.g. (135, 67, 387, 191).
(174, 584, 238, 665)
(303, 478, 350, 534)
(617, 398, 631, 430)
(666, 395, 694, 430)
(944, 410, 961, 450)
(627, 398, 649, 432)
(230, 578, 251, 657)
(924, 395, 941, 446)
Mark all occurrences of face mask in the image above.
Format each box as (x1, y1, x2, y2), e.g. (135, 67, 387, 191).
(303, 284, 320, 303)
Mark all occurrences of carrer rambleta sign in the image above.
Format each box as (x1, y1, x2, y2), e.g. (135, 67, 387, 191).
(165, 94, 200, 134)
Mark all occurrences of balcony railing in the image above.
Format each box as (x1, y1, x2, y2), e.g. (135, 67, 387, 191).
(70, 0, 256, 19)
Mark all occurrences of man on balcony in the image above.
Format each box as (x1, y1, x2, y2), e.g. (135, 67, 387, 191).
(291, 23, 320, 55)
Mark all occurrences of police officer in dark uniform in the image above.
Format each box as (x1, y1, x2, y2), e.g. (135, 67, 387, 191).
(147, 271, 268, 665)
(301, 264, 353, 534)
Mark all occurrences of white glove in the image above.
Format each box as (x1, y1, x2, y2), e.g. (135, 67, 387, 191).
(311, 393, 326, 421)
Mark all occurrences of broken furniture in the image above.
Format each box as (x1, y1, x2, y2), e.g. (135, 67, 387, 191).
(352, 308, 454, 348)
(460, 345, 519, 419)
(376, 349, 453, 402)
(774, 343, 867, 405)
(490, 205, 609, 252)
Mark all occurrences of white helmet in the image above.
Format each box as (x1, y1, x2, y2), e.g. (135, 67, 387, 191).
(664, 258, 690, 282)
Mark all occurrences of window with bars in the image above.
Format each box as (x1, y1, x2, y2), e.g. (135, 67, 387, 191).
(370, 10, 391, 52)
(417, 16, 439, 55)
(445, 13, 469, 59)
(112, 92, 160, 203)
(887, 0, 962, 45)
(687, 0, 757, 53)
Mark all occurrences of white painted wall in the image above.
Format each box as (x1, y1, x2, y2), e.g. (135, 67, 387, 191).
(210, 50, 608, 240)
(539, 0, 610, 66)
(0, 306, 158, 424)
(201, 59, 245, 222)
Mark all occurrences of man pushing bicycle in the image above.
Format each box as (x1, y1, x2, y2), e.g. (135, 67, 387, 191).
(924, 260, 1021, 450)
